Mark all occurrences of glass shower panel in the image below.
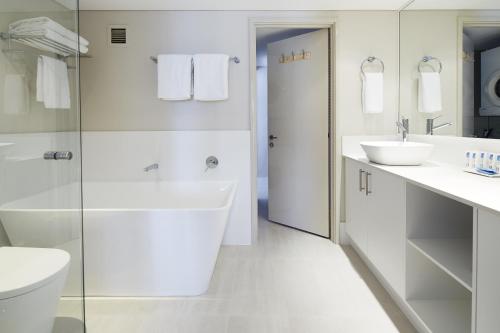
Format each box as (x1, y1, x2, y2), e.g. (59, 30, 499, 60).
(0, 0, 84, 332)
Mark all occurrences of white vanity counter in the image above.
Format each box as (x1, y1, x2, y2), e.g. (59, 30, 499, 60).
(343, 155, 500, 215)
(342, 135, 500, 215)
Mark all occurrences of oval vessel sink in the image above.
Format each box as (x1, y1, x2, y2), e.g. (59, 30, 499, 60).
(360, 141, 434, 166)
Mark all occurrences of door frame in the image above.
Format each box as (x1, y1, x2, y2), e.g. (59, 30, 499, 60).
(249, 17, 337, 243)
(457, 16, 500, 137)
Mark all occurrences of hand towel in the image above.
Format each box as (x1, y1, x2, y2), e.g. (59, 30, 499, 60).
(193, 54, 229, 101)
(418, 72, 442, 113)
(3, 74, 29, 114)
(157, 54, 193, 101)
(362, 73, 384, 114)
(36, 55, 70, 109)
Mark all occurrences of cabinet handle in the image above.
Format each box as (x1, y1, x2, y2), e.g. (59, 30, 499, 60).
(365, 172, 372, 195)
(359, 169, 365, 192)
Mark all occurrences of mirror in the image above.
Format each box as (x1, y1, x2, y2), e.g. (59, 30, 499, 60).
(399, 2, 500, 139)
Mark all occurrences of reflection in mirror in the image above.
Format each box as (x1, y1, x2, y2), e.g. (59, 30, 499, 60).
(399, 4, 500, 139)
(464, 26, 500, 138)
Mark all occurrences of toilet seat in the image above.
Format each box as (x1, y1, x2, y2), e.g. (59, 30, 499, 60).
(0, 247, 70, 300)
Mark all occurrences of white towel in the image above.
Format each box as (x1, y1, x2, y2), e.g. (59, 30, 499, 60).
(157, 54, 193, 101)
(9, 17, 89, 56)
(3, 74, 29, 114)
(418, 72, 442, 113)
(362, 73, 384, 114)
(9, 17, 89, 46)
(193, 54, 229, 101)
(36, 55, 70, 109)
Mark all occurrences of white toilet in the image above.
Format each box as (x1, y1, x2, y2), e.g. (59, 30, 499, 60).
(0, 247, 70, 333)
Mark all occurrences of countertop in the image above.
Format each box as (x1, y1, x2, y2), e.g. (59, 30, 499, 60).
(343, 152, 500, 216)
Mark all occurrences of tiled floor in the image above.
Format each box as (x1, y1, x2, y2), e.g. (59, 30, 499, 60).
(58, 202, 416, 333)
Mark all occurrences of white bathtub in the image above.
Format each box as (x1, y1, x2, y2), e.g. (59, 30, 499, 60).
(0, 181, 236, 297)
(83, 181, 237, 296)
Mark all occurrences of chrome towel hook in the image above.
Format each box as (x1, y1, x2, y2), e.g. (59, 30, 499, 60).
(418, 56, 443, 73)
(361, 56, 384, 74)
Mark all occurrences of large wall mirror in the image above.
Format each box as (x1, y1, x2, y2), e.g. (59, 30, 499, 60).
(400, 1, 500, 139)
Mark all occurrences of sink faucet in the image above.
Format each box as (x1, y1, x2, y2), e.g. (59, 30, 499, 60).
(396, 117, 409, 142)
(426, 116, 452, 135)
(144, 163, 159, 172)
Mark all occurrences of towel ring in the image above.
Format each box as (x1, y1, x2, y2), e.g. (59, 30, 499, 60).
(418, 56, 442, 73)
(361, 56, 384, 74)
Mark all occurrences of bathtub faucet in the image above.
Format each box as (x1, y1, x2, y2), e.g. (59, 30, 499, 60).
(144, 163, 159, 172)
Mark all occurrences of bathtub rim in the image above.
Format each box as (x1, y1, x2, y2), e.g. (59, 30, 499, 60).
(0, 181, 238, 213)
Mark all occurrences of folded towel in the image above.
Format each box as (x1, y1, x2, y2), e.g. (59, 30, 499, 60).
(418, 72, 442, 113)
(12, 29, 88, 56)
(36, 55, 70, 109)
(362, 73, 384, 114)
(3, 74, 29, 114)
(193, 54, 229, 101)
(157, 54, 193, 101)
(9, 17, 89, 46)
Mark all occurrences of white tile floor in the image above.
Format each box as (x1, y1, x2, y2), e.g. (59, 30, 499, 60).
(57, 193, 416, 333)
(58, 202, 416, 333)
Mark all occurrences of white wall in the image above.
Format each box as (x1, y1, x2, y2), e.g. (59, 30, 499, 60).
(80, 10, 401, 235)
(82, 131, 252, 245)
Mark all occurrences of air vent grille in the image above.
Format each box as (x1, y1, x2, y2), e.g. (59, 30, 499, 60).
(111, 28, 126, 44)
(108, 26, 127, 46)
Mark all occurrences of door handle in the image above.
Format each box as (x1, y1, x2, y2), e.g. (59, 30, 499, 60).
(269, 135, 278, 141)
(365, 172, 372, 195)
(44, 151, 73, 160)
(359, 169, 365, 192)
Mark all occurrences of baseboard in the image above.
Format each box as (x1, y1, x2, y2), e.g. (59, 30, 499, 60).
(339, 221, 350, 245)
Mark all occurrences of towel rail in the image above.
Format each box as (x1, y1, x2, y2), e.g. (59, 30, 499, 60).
(150, 55, 240, 64)
(418, 56, 442, 73)
(361, 56, 384, 74)
(0, 32, 90, 58)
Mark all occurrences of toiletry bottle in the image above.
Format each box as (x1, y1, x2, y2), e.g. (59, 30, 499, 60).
(466, 152, 471, 168)
(477, 152, 486, 169)
(496, 155, 500, 174)
(471, 152, 477, 168)
(487, 153, 495, 170)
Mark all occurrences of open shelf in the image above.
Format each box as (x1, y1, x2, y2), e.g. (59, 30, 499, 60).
(408, 299, 471, 333)
(408, 238, 472, 291)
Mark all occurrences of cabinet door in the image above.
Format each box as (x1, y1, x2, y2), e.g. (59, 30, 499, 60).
(365, 166, 406, 298)
(345, 158, 368, 253)
(476, 209, 500, 333)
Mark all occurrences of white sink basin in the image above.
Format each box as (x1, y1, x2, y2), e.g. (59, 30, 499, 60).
(360, 141, 434, 166)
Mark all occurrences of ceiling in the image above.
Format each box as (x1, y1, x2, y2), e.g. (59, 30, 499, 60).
(405, 0, 500, 10)
(79, 0, 408, 11)
(2, 0, 500, 12)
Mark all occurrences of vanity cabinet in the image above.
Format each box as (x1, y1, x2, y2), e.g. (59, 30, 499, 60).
(345, 158, 405, 297)
(476, 209, 500, 333)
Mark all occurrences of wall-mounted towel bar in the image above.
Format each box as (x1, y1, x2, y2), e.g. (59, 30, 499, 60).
(418, 56, 442, 73)
(361, 56, 384, 74)
(150, 56, 240, 64)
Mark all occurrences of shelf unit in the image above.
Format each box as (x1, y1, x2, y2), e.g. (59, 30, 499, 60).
(407, 238, 472, 291)
(406, 183, 474, 333)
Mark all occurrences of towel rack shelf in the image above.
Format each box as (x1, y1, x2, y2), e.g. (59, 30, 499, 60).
(0, 32, 90, 58)
(150, 55, 240, 64)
